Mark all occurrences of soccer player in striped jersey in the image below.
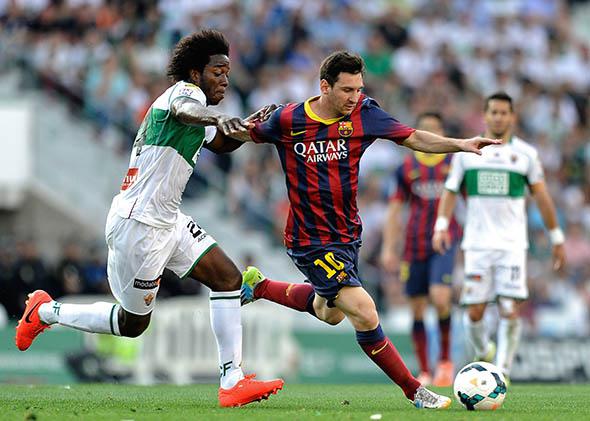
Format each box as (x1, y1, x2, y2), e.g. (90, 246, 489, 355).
(380, 112, 461, 387)
(433, 92, 566, 382)
(15, 29, 283, 407)
(234, 51, 500, 409)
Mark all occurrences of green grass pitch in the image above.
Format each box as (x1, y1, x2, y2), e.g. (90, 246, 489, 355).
(1, 383, 588, 420)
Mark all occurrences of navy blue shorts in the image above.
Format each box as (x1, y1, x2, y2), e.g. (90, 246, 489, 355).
(401, 244, 458, 297)
(287, 241, 362, 305)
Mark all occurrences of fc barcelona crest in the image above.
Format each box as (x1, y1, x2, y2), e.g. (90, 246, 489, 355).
(338, 121, 353, 137)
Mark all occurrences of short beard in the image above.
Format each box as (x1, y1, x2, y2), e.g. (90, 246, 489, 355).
(491, 130, 507, 139)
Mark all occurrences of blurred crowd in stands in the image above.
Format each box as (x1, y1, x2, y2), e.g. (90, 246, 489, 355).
(1, 0, 589, 335)
(0, 237, 201, 319)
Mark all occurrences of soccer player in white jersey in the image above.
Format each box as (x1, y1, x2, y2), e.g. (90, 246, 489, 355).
(15, 29, 283, 407)
(433, 92, 566, 381)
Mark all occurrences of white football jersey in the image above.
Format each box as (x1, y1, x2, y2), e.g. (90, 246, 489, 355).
(111, 81, 217, 228)
(445, 136, 544, 251)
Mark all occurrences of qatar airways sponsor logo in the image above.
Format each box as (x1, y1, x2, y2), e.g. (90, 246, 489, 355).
(411, 180, 445, 199)
(294, 139, 348, 163)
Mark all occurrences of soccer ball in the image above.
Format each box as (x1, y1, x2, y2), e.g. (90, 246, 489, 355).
(453, 361, 507, 410)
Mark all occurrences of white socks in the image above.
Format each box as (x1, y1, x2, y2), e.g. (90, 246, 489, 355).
(496, 317, 522, 376)
(463, 311, 490, 358)
(209, 290, 244, 389)
(39, 301, 121, 336)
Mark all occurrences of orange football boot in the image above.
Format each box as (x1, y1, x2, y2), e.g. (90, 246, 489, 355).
(218, 374, 284, 407)
(15, 290, 53, 351)
(433, 360, 454, 387)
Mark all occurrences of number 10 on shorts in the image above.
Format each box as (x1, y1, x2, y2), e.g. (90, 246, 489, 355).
(314, 252, 345, 279)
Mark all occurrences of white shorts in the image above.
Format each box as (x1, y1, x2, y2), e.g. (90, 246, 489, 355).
(461, 249, 527, 305)
(105, 212, 217, 315)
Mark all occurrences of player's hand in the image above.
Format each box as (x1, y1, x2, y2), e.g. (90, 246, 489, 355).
(217, 115, 253, 137)
(460, 137, 502, 155)
(552, 244, 566, 272)
(432, 229, 451, 254)
(380, 248, 400, 273)
(246, 104, 279, 123)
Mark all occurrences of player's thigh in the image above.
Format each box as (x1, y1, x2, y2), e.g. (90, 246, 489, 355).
(106, 216, 172, 315)
(428, 244, 457, 308)
(494, 249, 528, 302)
(287, 242, 362, 307)
(166, 214, 240, 291)
(460, 249, 495, 306)
(402, 259, 429, 298)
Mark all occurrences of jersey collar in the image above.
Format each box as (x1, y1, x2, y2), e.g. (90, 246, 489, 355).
(414, 151, 447, 166)
(304, 96, 345, 125)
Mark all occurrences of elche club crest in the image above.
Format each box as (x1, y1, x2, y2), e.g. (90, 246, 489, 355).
(338, 121, 353, 137)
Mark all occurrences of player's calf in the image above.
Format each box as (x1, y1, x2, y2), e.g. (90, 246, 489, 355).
(16, 291, 130, 350)
(118, 309, 151, 338)
(241, 267, 319, 319)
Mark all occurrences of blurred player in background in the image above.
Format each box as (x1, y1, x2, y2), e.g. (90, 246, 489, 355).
(235, 51, 500, 409)
(15, 29, 283, 407)
(433, 92, 566, 382)
(380, 112, 461, 387)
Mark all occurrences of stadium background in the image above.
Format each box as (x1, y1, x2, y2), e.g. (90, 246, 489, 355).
(0, 0, 589, 385)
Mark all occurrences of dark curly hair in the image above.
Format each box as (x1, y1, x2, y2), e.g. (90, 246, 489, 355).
(166, 29, 229, 83)
(319, 51, 365, 86)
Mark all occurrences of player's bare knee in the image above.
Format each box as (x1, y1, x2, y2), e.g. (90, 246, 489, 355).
(468, 305, 485, 322)
(434, 302, 451, 317)
(350, 307, 379, 330)
(498, 297, 519, 319)
(213, 266, 242, 292)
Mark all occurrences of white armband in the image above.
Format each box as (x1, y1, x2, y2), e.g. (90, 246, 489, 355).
(549, 228, 565, 245)
(434, 217, 449, 232)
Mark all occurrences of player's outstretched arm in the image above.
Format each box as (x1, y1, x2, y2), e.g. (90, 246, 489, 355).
(171, 97, 253, 136)
(402, 130, 501, 154)
(205, 132, 246, 153)
(432, 189, 457, 254)
(245, 104, 279, 124)
(530, 181, 566, 271)
(199, 104, 281, 152)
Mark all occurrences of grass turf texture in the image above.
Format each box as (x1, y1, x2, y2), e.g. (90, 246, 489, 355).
(1, 384, 588, 420)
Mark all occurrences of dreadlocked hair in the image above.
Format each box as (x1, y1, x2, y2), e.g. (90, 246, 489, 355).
(166, 29, 229, 83)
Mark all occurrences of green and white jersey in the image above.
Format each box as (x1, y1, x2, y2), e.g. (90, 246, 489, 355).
(112, 81, 217, 228)
(445, 136, 544, 251)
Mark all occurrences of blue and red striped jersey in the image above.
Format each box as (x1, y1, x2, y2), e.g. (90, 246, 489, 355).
(251, 94, 415, 248)
(390, 153, 462, 261)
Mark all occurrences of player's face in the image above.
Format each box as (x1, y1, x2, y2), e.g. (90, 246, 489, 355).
(198, 54, 230, 106)
(324, 72, 364, 116)
(484, 99, 514, 137)
(417, 116, 444, 136)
